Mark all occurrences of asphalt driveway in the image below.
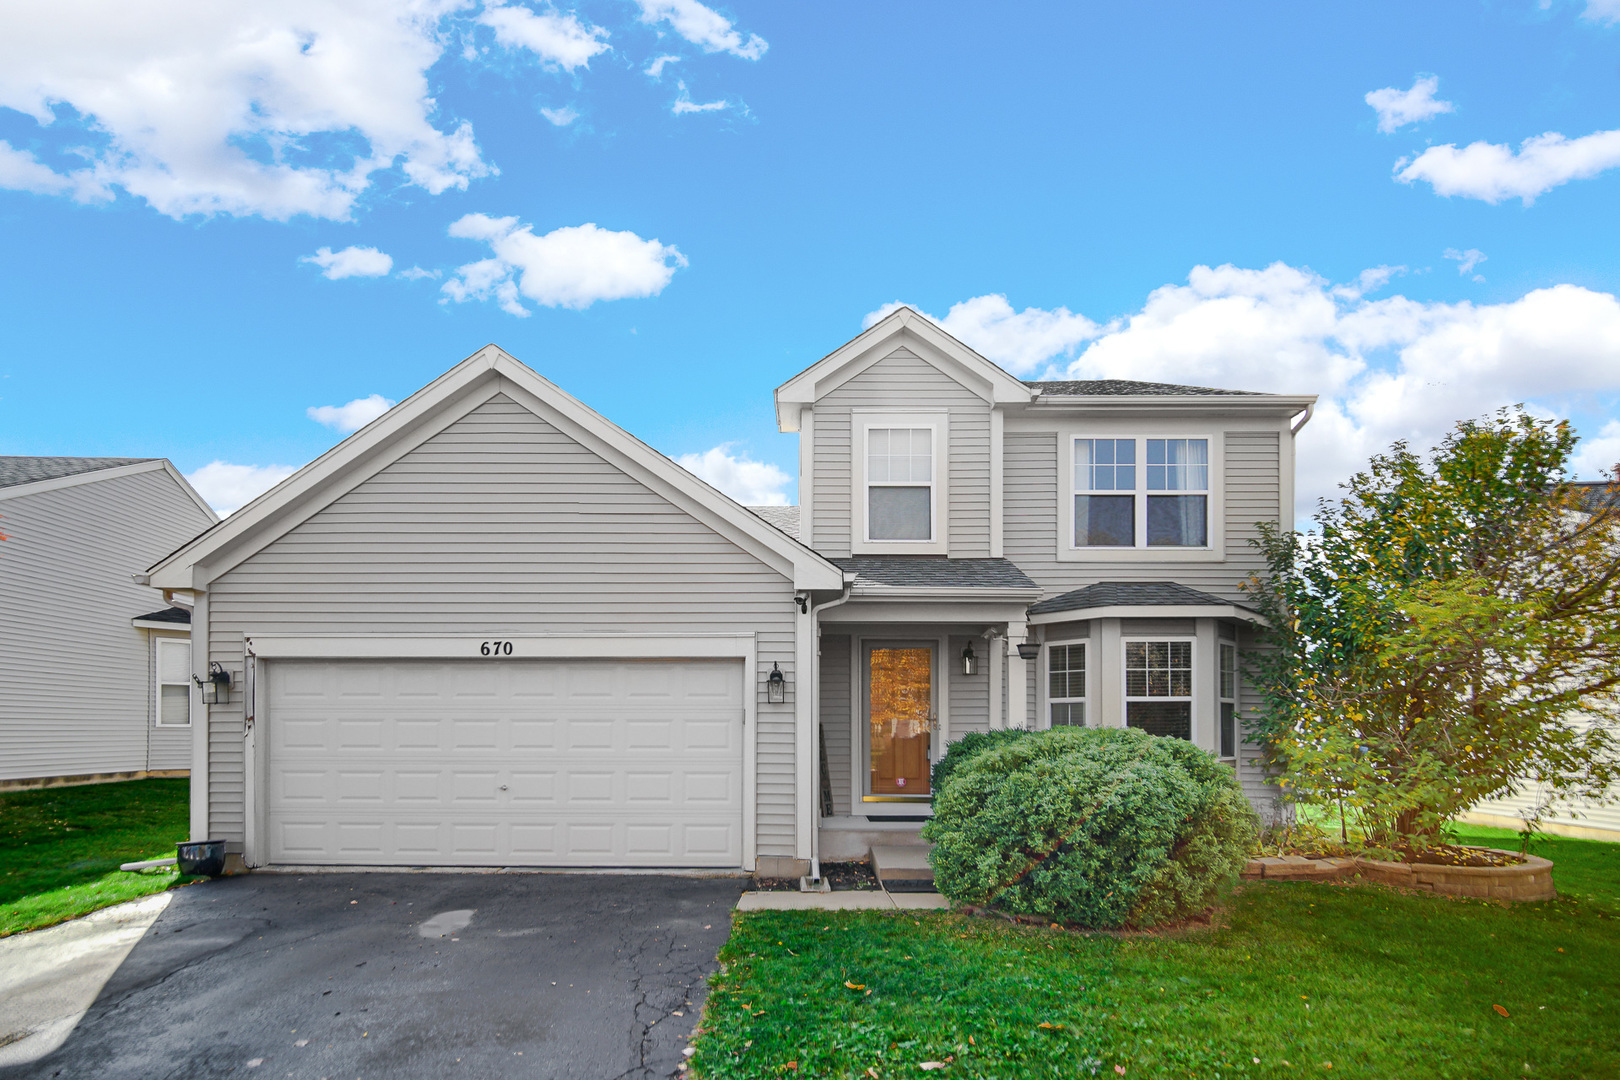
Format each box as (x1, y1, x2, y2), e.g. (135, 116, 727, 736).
(0, 871, 746, 1080)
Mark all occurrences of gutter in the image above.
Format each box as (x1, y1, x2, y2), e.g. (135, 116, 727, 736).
(1290, 402, 1314, 436)
(805, 579, 855, 885)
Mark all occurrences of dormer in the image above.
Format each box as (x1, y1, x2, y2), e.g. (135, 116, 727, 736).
(775, 308, 1034, 559)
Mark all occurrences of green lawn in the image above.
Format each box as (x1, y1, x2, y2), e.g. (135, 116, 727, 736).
(0, 778, 192, 937)
(695, 834, 1620, 1079)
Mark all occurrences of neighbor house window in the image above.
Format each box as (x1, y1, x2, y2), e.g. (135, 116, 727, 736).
(1219, 640, 1238, 759)
(1124, 639, 1192, 740)
(867, 427, 934, 541)
(155, 638, 192, 728)
(1074, 437, 1209, 548)
(1049, 643, 1086, 726)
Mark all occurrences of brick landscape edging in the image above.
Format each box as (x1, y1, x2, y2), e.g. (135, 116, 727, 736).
(1240, 848, 1556, 902)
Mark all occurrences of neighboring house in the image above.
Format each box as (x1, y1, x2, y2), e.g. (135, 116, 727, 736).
(0, 457, 218, 789)
(1460, 480, 1620, 842)
(149, 311, 1313, 876)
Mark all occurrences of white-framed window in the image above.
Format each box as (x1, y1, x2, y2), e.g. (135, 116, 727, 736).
(1074, 437, 1209, 549)
(155, 637, 192, 728)
(855, 413, 946, 553)
(1123, 638, 1193, 740)
(1218, 639, 1238, 759)
(1048, 642, 1087, 726)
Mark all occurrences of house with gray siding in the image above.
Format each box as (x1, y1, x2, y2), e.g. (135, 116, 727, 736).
(149, 313, 1314, 877)
(1, 457, 217, 788)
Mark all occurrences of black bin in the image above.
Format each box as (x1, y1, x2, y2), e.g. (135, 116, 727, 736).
(176, 839, 228, 877)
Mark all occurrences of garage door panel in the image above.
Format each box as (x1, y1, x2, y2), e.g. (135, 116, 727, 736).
(267, 658, 744, 867)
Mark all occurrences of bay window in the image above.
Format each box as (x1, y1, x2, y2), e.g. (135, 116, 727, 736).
(1123, 639, 1192, 740)
(1048, 642, 1086, 726)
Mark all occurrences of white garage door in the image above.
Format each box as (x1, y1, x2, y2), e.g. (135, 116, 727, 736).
(265, 658, 744, 867)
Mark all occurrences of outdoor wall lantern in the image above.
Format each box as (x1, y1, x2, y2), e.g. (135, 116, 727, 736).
(1016, 642, 1042, 662)
(196, 662, 232, 705)
(767, 662, 786, 704)
(961, 642, 977, 676)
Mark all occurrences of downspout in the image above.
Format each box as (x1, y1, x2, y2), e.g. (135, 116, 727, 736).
(1290, 402, 1314, 436)
(806, 579, 855, 884)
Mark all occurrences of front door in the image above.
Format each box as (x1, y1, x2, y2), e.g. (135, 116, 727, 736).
(864, 643, 934, 801)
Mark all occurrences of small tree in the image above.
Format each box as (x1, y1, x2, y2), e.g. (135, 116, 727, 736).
(1244, 408, 1620, 848)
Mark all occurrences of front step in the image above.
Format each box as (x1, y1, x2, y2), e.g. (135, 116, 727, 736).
(871, 844, 935, 892)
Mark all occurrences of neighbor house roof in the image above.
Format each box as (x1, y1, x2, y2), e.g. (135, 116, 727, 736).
(1570, 481, 1620, 514)
(1024, 380, 1263, 397)
(0, 456, 155, 489)
(832, 557, 1040, 591)
(1027, 580, 1260, 621)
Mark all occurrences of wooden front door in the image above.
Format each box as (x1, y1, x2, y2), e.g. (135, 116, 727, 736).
(865, 644, 934, 799)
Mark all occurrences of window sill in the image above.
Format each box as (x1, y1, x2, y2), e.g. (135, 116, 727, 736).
(1056, 545, 1225, 563)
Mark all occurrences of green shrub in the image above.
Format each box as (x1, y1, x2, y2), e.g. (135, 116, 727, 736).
(922, 727, 1258, 928)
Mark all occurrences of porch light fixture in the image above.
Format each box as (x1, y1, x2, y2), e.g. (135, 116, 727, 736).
(961, 642, 977, 676)
(767, 662, 786, 704)
(196, 662, 232, 705)
(1016, 642, 1041, 662)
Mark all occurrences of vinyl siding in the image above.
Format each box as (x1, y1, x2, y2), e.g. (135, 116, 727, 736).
(947, 635, 990, 738)
(810, 347, 992, 557)
(204, 394, 799, 855)
(0, 468, 213, 781)
(1004, 429, 1281, 601)
(820, 634, 852, 816)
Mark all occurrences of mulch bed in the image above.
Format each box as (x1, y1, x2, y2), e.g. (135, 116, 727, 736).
(1390, 844, 1524, 867)
(748, 860, 884, 892)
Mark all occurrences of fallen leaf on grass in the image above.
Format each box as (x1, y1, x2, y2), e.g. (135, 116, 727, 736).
(867, 1069, 879, 1079)
(1114, 1068, 1126, 1076)
(1037, 1022, 1065, 1031)
(845, 981, 866, 991)
(1494, 1004, 1511, 1017)
(920, 1064, 948, 1071)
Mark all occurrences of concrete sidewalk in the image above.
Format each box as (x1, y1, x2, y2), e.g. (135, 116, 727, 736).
(736, 890, 948, 911)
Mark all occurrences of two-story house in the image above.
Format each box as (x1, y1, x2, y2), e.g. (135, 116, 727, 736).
(148, 310, 1313, 877)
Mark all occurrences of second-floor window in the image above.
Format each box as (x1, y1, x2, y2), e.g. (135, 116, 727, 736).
(1074, 437, 1209, 548)
(867, 427, 934, 541)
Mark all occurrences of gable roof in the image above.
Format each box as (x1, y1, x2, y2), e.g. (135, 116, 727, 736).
(833, 557, 1039, 591)
(1026, 580, 1263, 624)
(0, 456, 154, 489)
(774, 306, 1034, 430)
(147, 346, 842, 593)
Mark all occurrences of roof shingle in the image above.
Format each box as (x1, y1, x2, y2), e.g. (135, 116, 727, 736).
(1027, 580, 1254, 616)
(833, 557, 1039, 590)
(1024, 379, 1261, 397)
(746, 505, 801, 539)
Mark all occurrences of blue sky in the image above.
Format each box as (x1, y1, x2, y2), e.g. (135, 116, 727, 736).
(3, 0, 1620, 518)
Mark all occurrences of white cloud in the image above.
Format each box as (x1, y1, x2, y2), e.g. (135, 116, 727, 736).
(671, 81, 731, 114)
(1572, 419, 1620, 480)
(0, 0, 494, 221)
(0, 140, 77, 196)
(442, 213, 687, 313)
(307, 393, 395, 433)
(1443, 247, 1487, 279)
(1582, 0, 1620, 24)
(540, 105, 580, 126)
(879, 265, 1620, 521)
(644, 54, 682, 78)
(185, 460, 299, 516)
(863, 295, 1099, 375)
(398, 265, 440, 280)
(675, 445, 791, 505)
(479, 2, 609, 71)
(302, 245, 394, 279)
(635, 0, 766, 60)
(1365, 75, 1454, 134)
(1396, 128, 1620, 204)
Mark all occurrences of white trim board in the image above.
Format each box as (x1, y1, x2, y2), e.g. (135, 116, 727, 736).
(244, 634, 758, 660)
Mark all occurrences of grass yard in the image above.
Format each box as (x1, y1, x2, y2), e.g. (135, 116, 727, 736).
(0, 778, 193, 937)
(695, 834, 1620, 1079)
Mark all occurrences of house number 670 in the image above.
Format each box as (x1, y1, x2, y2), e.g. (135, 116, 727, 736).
(480, 641, 513, 656)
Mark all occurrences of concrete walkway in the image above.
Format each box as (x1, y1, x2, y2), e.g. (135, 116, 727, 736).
(736, 890, 948, 911)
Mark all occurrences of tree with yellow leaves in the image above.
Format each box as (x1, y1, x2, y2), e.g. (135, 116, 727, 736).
(1244, 408, 1620, 849)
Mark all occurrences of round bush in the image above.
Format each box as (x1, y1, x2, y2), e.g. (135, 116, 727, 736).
(921, 727, 1259, 928)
